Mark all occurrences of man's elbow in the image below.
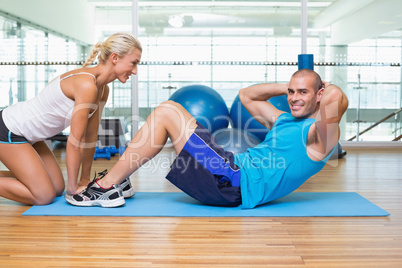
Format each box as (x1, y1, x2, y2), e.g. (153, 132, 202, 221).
(326, 88, 348, 111)
(334, 89, 349, 115)
(341, 92, 349, 109)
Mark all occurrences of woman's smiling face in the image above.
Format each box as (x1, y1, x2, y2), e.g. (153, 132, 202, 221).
(114, 48, 142, 83)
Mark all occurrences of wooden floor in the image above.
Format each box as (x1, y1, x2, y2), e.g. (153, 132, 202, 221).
(0, 145, 402, 267)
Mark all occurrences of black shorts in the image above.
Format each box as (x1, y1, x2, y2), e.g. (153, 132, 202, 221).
(0, 110, 29, 144)
(166, 121, 242, 207)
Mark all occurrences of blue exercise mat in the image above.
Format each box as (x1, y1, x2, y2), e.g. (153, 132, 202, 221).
(22, 192, 389, 217)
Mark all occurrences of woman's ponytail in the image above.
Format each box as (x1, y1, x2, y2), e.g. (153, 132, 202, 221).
(82, 41, 103, 68)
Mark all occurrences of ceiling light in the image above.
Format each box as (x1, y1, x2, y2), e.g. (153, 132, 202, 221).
(168, 15, 184, 28)
(140, 1, 331, 8)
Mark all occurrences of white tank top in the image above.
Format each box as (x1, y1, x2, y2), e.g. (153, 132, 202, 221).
(2, 72, 98, 144)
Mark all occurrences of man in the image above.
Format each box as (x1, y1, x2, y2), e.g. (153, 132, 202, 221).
(65, 69, 348, 209)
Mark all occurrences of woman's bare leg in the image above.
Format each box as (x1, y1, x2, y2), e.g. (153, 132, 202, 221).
(98, 101, 197, 187)
(32, 141, 65, 196)
(0, 143, 61, 205)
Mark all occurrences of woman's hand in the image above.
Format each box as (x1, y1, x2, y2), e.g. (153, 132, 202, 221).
(66, 179, 90, 195)
(66, 185, 78, 195)
(76, 179, 90, 194)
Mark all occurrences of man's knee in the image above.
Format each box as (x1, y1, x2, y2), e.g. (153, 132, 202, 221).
(155, 101, 186, 121)
(159, 100, 184, 111)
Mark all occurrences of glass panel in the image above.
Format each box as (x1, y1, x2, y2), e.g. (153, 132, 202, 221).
(1, 1, 401, 142)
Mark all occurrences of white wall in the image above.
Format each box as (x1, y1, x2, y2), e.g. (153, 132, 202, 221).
(0, 0, 95, 44)
(315, 0, 402, 45)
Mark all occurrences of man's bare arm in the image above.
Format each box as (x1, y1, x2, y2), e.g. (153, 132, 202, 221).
(238, 83, 288, 129)
(310, 82, 348, 159)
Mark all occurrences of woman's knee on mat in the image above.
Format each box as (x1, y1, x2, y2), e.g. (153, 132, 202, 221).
(31, 191, 56, 205)
(28, 183, 58, 205)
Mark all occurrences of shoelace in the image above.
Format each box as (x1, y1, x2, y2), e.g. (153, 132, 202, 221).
(75, 170, 109, 195)
(95, 169, 108, 180)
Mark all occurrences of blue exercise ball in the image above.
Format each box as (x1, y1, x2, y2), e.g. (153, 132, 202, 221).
(270, 95, 291, 114)
(213, 128, 261, 155)
(329, 142, 347, 160)
(229, 94, 291, 141)
(169, 85, 229, 133)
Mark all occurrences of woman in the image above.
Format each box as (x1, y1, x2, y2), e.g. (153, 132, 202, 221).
(0, 32, 142, 205)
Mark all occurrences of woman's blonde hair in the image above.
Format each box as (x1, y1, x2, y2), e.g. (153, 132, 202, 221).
(83, 32, 142, 68)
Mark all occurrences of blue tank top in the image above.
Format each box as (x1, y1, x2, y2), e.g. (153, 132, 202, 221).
(234, 113, 334, 209)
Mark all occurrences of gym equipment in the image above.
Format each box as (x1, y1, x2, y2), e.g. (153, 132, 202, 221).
(329, 143, 347, 160)
(93, 150, 111, 160)
(229, 94, 290, 141)
(169, 84, 229, 133)
(298, 54, 314, 70)
(119, 146, 126, 156)
(229, 95, 266, 141)
(93, 146, 126, 160)
(107, 145, 126, 156)
(98, 118, 128, 148)
(23, 192, 389, 217)
(213, 128, 260, 154)
(4, 61, 400, 67)
(269, 95, 291, 113)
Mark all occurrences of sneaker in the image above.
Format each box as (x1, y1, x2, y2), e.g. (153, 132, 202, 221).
(96, 169, 135, 199)
(121, 177, 135, 198)
(65, 179, 125, 207)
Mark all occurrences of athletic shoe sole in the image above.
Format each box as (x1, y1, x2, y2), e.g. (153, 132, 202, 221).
(64, 194, 125, 208)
